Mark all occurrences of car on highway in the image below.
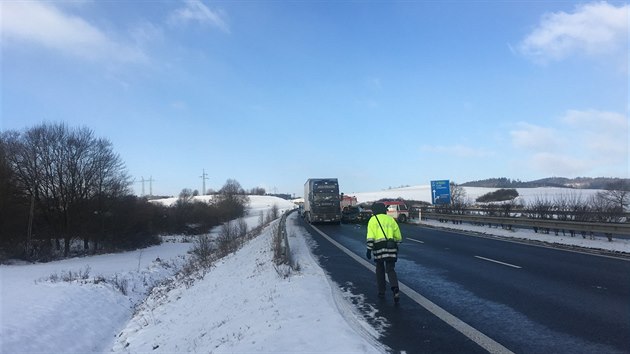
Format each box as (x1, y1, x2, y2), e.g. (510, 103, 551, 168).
(341, 206, 372, 224)
(383, 201, 410, 223)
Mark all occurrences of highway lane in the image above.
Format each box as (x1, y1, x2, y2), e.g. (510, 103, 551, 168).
(308, 221, 630, 353)
(299, 219, 489, 353)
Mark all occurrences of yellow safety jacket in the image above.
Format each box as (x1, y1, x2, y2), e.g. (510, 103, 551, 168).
(366, 214, 402, 260)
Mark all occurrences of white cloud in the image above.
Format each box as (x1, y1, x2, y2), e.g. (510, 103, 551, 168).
(0, 1, 146, 63)
(563, 109, 628, 159)
(130, 21, 164, 47)
(562, 109, 627, 131)
(169, 0, 230, 33)
(518, 2, 628, 64)
(529, 153, 591, 176)
(510, 122, 560, 151)
(421, 144, 494, 158)
(511, 109, 629, 176)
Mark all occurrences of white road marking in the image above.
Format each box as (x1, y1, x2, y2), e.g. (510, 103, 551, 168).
(474, 256, 522, 269)
(407, 238, 424, 244)
(309, 224, 514, 354)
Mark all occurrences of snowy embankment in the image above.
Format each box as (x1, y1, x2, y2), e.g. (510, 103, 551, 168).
(1, 240, 193, 353)
(111, 213, 386, 353)
(2, 196, 385, 353)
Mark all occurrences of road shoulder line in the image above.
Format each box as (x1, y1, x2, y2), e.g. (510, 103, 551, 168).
(309, 224, 514, 354)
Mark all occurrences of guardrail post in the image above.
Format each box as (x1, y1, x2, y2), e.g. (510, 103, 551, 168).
(278, 210, 294, 265)
(421, 212, 630, 237)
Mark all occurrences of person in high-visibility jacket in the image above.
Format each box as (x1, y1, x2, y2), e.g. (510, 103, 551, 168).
(366, 202, 402, 302)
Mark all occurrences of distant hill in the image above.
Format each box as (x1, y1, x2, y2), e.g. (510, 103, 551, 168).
(461, 177, 630, 190)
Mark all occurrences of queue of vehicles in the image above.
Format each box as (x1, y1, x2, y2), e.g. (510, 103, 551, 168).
(301, 178, 410, 225)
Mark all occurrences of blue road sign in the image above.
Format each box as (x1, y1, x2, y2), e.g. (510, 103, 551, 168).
(431, 180, 451, 205)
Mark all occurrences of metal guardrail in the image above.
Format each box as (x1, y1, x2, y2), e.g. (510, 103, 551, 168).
(279, 209, 294, 264)
(420, 206, 630, 220)
(422, 212, 630, 236)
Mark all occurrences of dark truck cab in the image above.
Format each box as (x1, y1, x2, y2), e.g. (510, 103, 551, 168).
(303, 178, 341, 224)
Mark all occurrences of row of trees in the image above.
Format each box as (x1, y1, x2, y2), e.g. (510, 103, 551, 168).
(1, 123, 249, 261)
(180, 185, 266, 198)
(462, 177, 630, 189)
(437, 181, 629, 223)
(523, 189, 628, 222)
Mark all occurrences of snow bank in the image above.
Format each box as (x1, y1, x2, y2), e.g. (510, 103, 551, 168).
(1, 241, 193, 353)
(111, 214, 385, 353)
(1, 196, 296, 354)
(415, 219, 630, 254)
(151, 194, 297, 210)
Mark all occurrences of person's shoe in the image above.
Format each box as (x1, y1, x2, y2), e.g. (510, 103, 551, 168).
(377, 292, 385, 299)
(392, 287, 400, 303)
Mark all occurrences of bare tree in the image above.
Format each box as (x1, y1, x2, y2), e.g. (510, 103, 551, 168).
(449, 182, 466, 205)
(0, 134, 30, 256)
(178, 188, 195, 204)
(270, 204, 279, 220)
(597, 180, 629, 212)
(449, 181, 468, 216)
(219, 179, 246, 196)
(3, 123, 131, 257)
(590, 193, 624, 223)
(214, 179, 249, 221)
(250, 187, 266, 195)
(237, 218, 248, 238)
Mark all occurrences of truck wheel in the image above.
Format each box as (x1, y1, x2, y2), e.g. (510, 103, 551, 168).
(398, 214, 407, 223)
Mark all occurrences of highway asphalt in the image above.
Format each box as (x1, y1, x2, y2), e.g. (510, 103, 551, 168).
(298, 217, 630, 354)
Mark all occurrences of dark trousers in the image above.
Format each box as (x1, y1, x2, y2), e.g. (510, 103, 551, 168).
(375, 259, 399, 294)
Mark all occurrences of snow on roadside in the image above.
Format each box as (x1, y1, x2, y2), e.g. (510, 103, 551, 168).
(111, 213, 387, 353)
(1, 240, 193, 354)
(415, 219, 630, 254)
(1, 196, 297, 354)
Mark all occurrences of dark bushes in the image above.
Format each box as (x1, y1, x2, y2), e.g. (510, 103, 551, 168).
(0, 123, 250, 261)
(476, 189, 519, 203)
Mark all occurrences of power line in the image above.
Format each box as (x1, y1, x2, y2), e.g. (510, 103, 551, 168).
(200, 169, 209, 195)
(139, 176, 145, 196)
(146, 176, 155, 196)
(136, 176, 155, 196)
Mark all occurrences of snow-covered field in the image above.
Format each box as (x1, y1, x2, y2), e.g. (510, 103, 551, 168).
(1, 239, 193, 353)
(349, 185, 603, 205)
(1, 196, 387, 354)
(2, 187, 627, 354)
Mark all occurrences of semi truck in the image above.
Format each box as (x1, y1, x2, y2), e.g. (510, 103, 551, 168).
(303, 178, 341, 224)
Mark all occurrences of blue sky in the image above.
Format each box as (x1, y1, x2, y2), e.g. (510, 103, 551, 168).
(2, 1, 628, 197)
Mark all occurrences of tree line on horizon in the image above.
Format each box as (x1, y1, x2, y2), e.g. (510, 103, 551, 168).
(0, 123, 251, 262)
(461, 177, 630, 189)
